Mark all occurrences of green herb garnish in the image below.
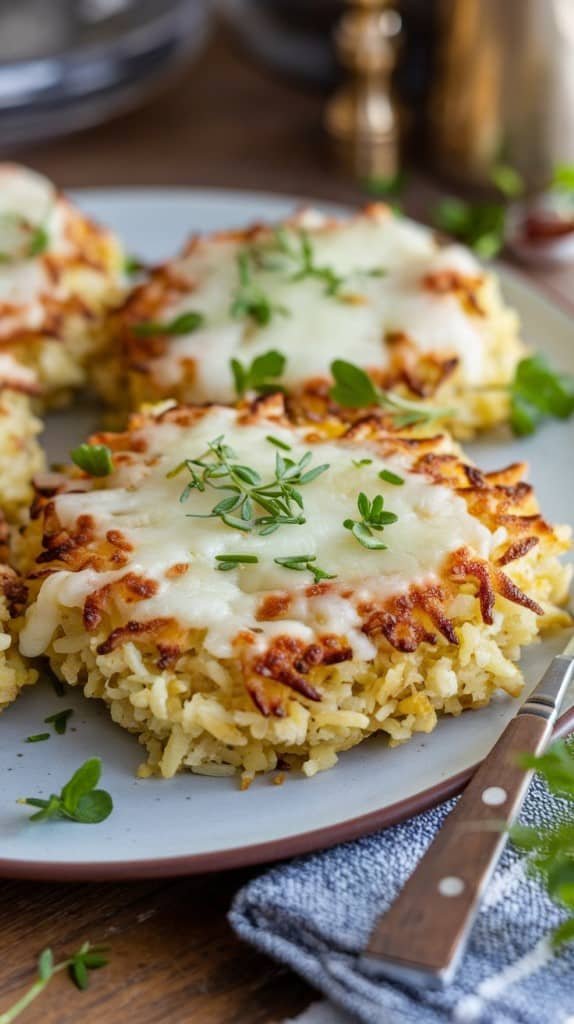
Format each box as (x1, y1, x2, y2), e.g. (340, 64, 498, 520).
(361, 171, 406, 199)
(0, 213, 50, 263)
(71, 443, 114, 477)
(45, 708, 74, 735)
(433, 164, 523, 259)
(379, 468, 404, 485)
(231, 251, 290, 326)
(353, 458, 373, 468)
(552, 164, 574, 195)
(230, 349, 286, 398)
(0, 942, 109, 1024)
(343, 491, 398, 550)
(330, 359, 454, 427)
(169, 436, 329, 537)
(215, 554, 259, 571)
(123, 254, 145, 276)
(491, 163, 525, 199)
(274, 554, 337, 584)
(132, 310, 204, 337)
(511, 740, 574, 948)
(510, 354, 574, 436)
(25, 733, 50, 744)
(266, 435, 292, 451)
(19, 758, 113, 824)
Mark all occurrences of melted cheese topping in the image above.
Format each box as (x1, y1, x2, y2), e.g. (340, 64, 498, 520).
(21, 407, 493, 662)
(144, 208, 490, 400)
(0, 164, 113, 340)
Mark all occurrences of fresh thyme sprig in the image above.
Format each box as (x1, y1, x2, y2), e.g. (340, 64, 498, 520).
(231, 251, 290, 326)
(266, 435, 292, 451)
(343, 491, 398, 550)
(0, 942, 109, 1024)
(168, 435, 329, 536)
(510, 354, 574, 436)
(274, 554, 336, 584)
(230, 349, 286, 398)
(330, 359, 454, 427)
(132, 310, 204, 337)
(255, 227, 385, 297)
(19, 758, 113, 824)
(215, 554, 259, 571)
(511, 740, 574, 948)
(71, 443, 114, 477)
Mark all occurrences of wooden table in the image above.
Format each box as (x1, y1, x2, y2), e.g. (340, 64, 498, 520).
(1, 27, 572, 1024)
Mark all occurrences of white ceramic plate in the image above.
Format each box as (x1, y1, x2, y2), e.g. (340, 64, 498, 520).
(1, 189, 573, 880)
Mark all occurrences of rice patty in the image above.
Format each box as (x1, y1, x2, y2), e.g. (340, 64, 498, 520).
(107, 205, 524, 436)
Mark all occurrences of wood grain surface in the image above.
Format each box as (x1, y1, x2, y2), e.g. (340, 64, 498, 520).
(0, 24, 572, 1024)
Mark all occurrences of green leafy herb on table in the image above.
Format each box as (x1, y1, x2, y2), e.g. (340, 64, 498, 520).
(71, 443, 114, 477)
(19, 757, 113, 824)
(343, 491, 398, 551)
(132, 310, 204, 337)
(168, 435, 329, 537)
(511, 740, 574, 947)
(274, 554, 337, 584)
(0, 942, 109, 1024)
(510, 355, 574, 436)
(230, 349, 286, 398)
(231, 251, 290, 326)
(25, 733, 50, 744)
(330, 359, 454, 427)
(434, 164, 523, 259)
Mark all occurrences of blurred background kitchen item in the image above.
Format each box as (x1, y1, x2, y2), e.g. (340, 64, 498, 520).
(429, 0, 574, 191)
(324, 0, 402, 180)
(0, 0, 211, 146)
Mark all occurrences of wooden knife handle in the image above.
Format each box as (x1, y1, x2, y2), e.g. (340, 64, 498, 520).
(364, 710, 552, 986)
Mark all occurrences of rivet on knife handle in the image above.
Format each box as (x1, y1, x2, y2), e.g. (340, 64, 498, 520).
(361, 648, 574, 987)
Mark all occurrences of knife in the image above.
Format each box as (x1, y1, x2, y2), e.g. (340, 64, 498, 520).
(362, 632, 574, 988)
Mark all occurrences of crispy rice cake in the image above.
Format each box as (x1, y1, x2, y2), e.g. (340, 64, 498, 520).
(105, 205, 524, 436)
(0, 516, 37, 711)
(0, 354, 44, 521)
(0, 164, 124, 406)
(17, 396, 570, 780)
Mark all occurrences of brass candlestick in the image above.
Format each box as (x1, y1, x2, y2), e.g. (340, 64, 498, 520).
(325, 0, 402, 180)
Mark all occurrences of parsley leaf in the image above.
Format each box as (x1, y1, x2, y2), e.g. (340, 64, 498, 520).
(19, 757, 113, 824)
(434, 197, 506, 259)
(132, 311, 204, 337)
(510, 355, 574, 436)
(71, 443, 114, 477)
(343, 491, 398, 550)
(330, 359, 454, 427)
(0, 942, 109, 1023)
(230, 349, 286, 398)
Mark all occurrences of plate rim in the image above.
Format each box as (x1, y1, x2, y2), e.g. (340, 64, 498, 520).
(2, 185, 573, 881)
(1, 708, 572, 882)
